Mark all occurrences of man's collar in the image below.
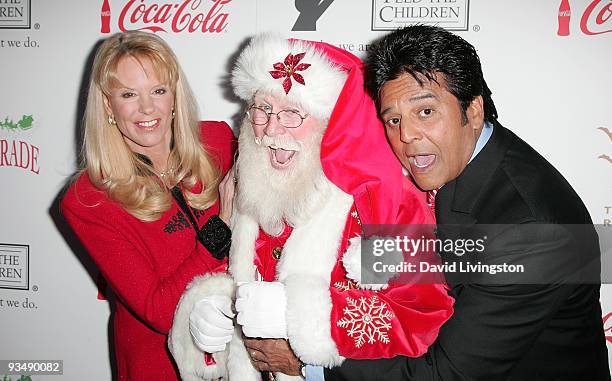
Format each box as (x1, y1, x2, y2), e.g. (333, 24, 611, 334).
(468, 121, 493, 164)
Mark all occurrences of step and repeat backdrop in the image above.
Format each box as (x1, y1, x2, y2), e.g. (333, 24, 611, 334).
(1, 0, 611, 379)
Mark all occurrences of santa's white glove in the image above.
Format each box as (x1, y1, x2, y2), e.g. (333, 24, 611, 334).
(235, 281, 288, 339)
(189, 295, 235, 353)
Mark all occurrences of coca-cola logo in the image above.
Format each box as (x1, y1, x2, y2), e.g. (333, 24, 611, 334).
(557, 0, 612, 36)
(581, 0, 612, 35)
(115, 0, 232, 34)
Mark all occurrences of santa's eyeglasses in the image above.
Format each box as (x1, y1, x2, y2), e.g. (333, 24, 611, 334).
(246, 105, 309, 129)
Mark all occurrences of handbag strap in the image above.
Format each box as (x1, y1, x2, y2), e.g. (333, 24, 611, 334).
(170, 186, 201, 235)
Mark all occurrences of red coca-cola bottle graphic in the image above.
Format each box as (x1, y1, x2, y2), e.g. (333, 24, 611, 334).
(101, 0, 111, 34)
(557, 0, 571, 36)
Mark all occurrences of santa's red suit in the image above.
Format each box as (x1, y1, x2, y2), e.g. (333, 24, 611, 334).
(169, 35, 454, 381)
(254, 203, 454, 360)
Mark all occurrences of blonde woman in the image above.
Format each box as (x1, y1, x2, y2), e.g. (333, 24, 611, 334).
(62, 31, 235, 381)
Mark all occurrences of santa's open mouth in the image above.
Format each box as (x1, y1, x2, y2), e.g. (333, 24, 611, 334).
(268, 146, 297, 169)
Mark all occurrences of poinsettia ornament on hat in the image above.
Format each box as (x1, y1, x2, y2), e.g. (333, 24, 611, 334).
(269, 52, 311, 94)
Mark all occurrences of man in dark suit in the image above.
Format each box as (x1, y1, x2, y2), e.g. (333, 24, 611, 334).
(325, 25, 609, 381)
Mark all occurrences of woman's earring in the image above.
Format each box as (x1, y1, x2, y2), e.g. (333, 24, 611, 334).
(172, 109, 175, 119)
(108, 115, 116, 125)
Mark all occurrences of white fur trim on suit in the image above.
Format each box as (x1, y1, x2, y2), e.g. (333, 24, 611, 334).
(277, 183, 353, 367)
(284, 274, 344, 367)
(224, 211, 264, 380)
(342, 236, 389, 291)
(232, 34, 347, 121)
(169, 273, 235, 381)
(228, 210, 259, 283)
(226, 328, 261, 381)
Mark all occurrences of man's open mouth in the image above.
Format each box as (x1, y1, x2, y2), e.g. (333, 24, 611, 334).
(409, 154, 436, 172)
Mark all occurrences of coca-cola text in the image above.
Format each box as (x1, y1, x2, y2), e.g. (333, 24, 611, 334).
(118, 0, 232, 33)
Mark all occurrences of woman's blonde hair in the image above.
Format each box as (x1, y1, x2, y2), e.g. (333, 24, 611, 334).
(82, 31, 220, 221)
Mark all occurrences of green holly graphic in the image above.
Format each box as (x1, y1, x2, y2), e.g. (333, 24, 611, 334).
(17, 115, 34, 129)
(2, 376, 33, 381)
(0, 115, 34, 131)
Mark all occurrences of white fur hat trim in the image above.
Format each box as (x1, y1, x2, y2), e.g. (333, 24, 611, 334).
(232, 34, 348, 121)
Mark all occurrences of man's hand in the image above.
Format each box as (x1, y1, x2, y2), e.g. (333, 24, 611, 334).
(236, 281, 288, 338)
(245, 338, 302, 376)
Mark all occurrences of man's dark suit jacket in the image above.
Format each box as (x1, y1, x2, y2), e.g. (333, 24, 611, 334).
(325, 122, 609, 380)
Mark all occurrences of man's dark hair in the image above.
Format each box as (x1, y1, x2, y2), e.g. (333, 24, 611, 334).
(365, 25, 498, 123)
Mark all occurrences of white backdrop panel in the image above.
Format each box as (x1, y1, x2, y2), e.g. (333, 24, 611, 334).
(0, 1, 610, 379)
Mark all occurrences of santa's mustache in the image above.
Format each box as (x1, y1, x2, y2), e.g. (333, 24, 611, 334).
(256, 134, 303, 152)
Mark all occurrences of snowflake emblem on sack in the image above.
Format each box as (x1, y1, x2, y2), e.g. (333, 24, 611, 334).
(337, 295, 394, 348)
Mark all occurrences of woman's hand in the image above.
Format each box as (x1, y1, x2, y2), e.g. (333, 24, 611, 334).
(218, 166, 236, 225)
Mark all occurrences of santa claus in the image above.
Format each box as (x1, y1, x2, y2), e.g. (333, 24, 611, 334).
(169, 35, 453, 381)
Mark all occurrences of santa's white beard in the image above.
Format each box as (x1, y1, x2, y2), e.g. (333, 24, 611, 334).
(236, 119, 333, 236)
